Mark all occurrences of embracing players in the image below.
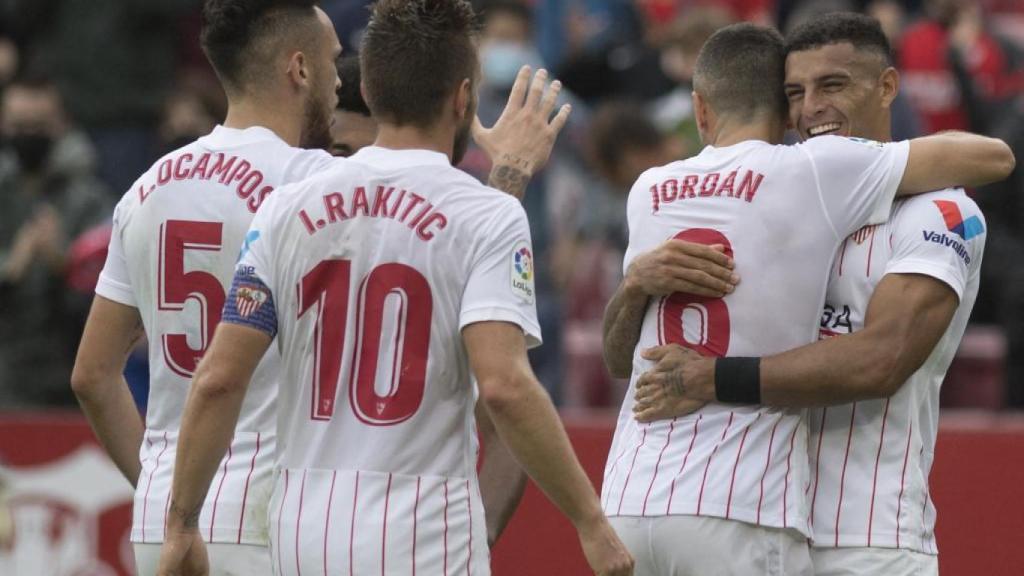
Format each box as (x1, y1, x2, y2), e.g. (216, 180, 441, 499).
(631, 13, 996, 575)
(601, 22, 1013, 575)
(156, 0, 632, 575)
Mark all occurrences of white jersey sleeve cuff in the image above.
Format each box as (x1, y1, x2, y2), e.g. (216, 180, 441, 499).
(460, 306, 543, 349)
(883, 258, 966, 302)
(95, 272, 137, 307)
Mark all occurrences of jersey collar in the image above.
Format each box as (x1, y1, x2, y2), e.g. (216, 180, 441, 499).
(349, 146, 451, 169)
(199, 125, 289, 149)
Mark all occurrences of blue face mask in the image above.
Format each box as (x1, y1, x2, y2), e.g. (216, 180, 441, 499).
(481, 42, 544, 90)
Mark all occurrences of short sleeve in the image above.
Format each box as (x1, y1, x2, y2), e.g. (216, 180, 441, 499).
(802, 136, 910, 239)
(95, 201, 136, 306)
(459, 201, 542, 348)
(221, 206, 279, 336)
(622, 170, 658, 275)
(883, 190, 986, 302)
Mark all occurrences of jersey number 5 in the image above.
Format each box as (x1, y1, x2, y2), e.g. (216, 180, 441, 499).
(158, 220, 225, 377)
(658, 228, 734, 356)
(299, 260, 432, 426)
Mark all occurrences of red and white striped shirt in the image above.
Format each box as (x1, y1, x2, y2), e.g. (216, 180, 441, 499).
(96, 125, 335, 544)
(604, 136, 911, 535)
(226, 146, 540, 574)
(808, 189, 984, 553)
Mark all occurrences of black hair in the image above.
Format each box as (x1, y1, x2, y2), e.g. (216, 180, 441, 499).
(336, 56, 371, 116)
(361, 0, 480, 128)
(693, 23, 788, 122)
(200, 0, 320, 91)
(786, 12, 893, 66)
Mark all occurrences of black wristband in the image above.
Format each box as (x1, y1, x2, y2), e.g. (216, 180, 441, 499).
(714, 357, 761, 404)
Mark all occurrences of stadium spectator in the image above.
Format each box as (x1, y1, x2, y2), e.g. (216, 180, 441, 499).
(651, 7, 733, 153)
(559, 101, 682, 407)
(157, 88, 218, 155)
(0, 76, 110, 407)
(9, 0, 195, 195)
(556, 0, 676, 104)
(466, 0, 590, 403)
(899, 0, 1022, 134)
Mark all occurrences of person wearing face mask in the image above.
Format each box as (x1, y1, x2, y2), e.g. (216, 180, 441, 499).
(0, 75, 110, 408)
(467, 0, 593, 406)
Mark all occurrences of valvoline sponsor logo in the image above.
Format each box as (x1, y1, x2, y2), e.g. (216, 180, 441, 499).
(921, 230, 972, 264)
(934, 200, 984, 241)
(922, 199, 984, 265)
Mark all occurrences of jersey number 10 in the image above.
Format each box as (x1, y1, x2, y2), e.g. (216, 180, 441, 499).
(299, 260, 432, 426)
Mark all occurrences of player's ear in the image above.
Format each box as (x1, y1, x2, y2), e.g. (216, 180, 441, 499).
(879, 66, 899, 110)
(693, 90, 711, 144)
(454, 78, 472, 121)
(286, 51, 310, 90)
(360, 80, 370, 110)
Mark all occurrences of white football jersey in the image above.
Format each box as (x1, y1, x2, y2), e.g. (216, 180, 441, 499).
(602, 136, 910, 536)
(95, 125, 335, 545)
(223, 146, 540, 575)
(808, 189, 984, 553)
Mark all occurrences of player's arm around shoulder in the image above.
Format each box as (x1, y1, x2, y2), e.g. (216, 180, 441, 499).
(841, 189, 984, 397)
(762, 189, 981, 404)
(901, 131, 1015, 194)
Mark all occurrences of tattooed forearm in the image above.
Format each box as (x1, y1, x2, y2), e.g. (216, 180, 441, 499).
(488, 164, 531, 201)
(168, 500, 201, 529)
(602, 281, 649, 378)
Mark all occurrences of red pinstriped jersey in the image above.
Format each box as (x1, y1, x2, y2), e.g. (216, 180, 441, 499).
(603, 136, 910, 536)
(225, 146, 540, 574)
(95, 125, 336, 545)
(808, 189, 984, 553)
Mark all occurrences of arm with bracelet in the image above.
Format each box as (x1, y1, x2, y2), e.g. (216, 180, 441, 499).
(633, 274, 958, 419)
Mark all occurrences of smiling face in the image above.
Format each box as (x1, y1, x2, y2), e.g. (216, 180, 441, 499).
(784, 42, 897, 142)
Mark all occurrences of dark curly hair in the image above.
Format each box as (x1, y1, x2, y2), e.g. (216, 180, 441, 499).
(201, 0, 320, 91)
(786, 12, 892, 67)
(361, 0, 480, 127)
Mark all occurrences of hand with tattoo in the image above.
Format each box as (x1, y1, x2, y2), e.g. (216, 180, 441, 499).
(473, 66, 572, 201)
(633, 344, 716, 422)
(156, 502, 208, 576)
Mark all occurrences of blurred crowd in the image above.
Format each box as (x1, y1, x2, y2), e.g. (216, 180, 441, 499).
(0, 0, 1021, 411)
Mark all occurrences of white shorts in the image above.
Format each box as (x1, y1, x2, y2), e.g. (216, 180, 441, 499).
(610, 515, 814, 576)
(810, 547, 938, 576)
(133, 542, 272, 576)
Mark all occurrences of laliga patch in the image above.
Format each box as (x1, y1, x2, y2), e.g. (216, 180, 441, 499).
(846, 137, 885, 149)
(510, 241, 535, 304)
(235, 284, 269, 318)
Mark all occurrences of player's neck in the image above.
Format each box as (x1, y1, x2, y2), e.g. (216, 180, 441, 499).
(373, 124, 455, 163)
(222, 100, 302, 147)
(708, 115, 785, 148)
